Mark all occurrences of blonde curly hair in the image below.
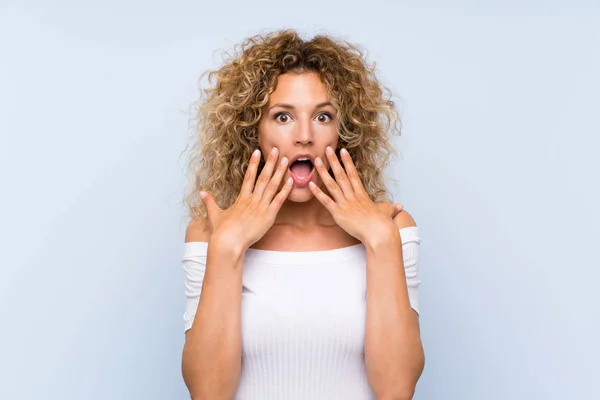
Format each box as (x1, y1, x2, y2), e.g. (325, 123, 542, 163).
(182, 29, 402, 221)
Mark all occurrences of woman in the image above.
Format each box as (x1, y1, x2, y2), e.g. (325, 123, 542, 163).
(181, 29, 424, 399)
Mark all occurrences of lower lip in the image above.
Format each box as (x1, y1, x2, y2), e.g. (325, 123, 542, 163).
(289, 167, 315, 187)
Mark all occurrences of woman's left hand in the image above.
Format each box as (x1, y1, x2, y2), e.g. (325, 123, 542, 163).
(376, 201, 403, 219)
(309, 146, 397, 243)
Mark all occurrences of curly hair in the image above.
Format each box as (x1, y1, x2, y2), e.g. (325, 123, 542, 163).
(182, 29, 402, 221)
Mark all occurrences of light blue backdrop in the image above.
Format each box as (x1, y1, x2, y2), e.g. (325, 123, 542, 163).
(1, 1, 598, 399)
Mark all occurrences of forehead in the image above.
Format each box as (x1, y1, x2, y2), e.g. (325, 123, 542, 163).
(268, 72, 329, 104)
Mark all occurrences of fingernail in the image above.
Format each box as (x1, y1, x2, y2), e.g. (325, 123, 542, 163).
(341, 148, 348, 156)
(314, 157, 323, 167)
(200, 191, 206, 199)
(325, 146, 334, 155)
(253, 149, 260, 157)
(271, 147, 278, 155)
(396, 204, 403, 210)
(280, 157, 288, 166)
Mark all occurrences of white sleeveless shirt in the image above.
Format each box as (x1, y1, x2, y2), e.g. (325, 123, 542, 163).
(182, 226, 421, 400)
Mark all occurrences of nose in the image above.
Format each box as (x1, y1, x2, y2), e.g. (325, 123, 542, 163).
(293, 119, 314, 146)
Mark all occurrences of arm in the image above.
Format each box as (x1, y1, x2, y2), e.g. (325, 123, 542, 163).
(181, 217, 245, 400)
(181, 147, 292, 398)
(364, 210, 425, 400)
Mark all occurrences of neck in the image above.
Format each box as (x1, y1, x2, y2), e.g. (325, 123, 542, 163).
(274, 196, 335, 229)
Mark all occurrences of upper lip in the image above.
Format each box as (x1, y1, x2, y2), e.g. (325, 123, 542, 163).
(289, 153, 315, 165)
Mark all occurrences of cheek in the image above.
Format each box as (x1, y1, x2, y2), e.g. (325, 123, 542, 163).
(320, 125, 339, 145)
(258, 123, 287, 146)
(257, 126, 273, 155)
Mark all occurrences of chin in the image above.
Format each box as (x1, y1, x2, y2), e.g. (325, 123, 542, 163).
(286, 185, 315, 202)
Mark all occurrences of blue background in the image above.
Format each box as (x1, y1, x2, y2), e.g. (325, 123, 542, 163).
(1, 1, 598, 399)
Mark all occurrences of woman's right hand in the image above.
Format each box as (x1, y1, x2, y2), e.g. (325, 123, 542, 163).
(199, 147, 293, 253)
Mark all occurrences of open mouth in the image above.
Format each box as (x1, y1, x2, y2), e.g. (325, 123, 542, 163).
(288, 158, 315, 186)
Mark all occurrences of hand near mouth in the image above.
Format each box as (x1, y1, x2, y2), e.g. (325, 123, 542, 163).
(308, 146, 399, 243)
(199, 147, 294, 252)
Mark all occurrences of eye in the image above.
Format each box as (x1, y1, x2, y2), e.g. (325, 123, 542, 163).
(274, 112, 292, 123)
(316, 112, 333, 123)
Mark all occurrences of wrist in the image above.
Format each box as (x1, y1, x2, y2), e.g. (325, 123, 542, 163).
(363, 222, 400, 252)
(210, 231, 248, 259)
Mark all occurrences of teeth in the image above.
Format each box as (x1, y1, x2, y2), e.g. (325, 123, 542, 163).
(296, 157, 310, 162)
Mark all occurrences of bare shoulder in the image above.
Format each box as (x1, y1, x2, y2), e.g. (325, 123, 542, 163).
(392, 209, 417, 230)
(185, 215, 210, 243)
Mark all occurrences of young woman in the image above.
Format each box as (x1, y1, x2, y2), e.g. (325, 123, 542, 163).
(181, 29, 424, 400)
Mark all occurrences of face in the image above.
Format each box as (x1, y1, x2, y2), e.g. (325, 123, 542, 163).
(257, 72, 339, 202)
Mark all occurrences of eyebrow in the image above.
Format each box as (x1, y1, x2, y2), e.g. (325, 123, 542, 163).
(268, 101, 334, 111)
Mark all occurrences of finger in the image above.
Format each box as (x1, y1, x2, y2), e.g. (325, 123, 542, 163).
(324, 146, 354, 198)
(308, 181, 338, 212)
(240, 149, 261, 197)
(260, 155, 289, 206)
(267, 176, 294, 214)
(390, 203, 404, 218)
(253, 147, 280, 199)
(339, 147, 367, 196)
(314, 156, 346, 204)
(376, 201, 398, 218)
(200, 191, 221, 219)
